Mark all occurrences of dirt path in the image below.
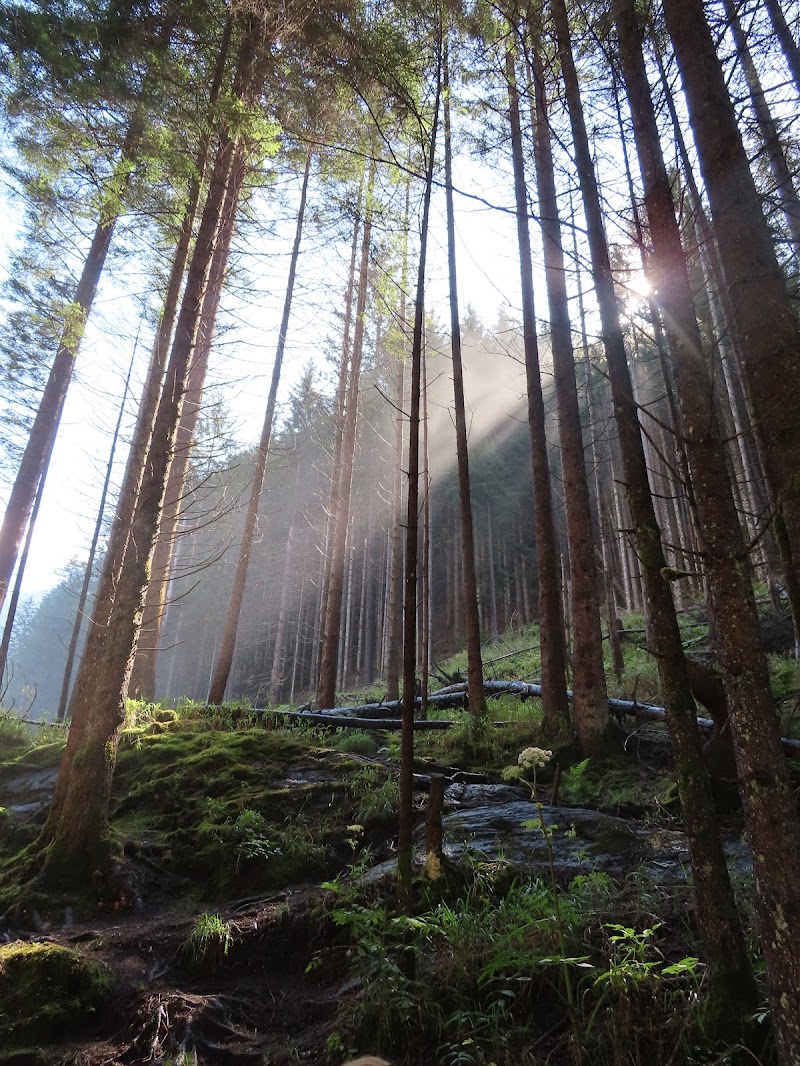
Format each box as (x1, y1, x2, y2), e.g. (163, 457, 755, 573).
(11, 884, 355, 1065)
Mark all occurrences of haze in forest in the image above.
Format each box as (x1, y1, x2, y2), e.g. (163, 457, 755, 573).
(2, 1, 800, 1061)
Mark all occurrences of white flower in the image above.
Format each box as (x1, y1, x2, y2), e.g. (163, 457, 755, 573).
(518, 746, 552, 770)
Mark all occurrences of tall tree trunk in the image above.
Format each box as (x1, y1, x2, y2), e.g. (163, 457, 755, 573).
(316, 157, 377, 709)
(268, 518, 297, 704)
(664, 0, 800, 615)
(363, 512, 377, 684)
(618, 2, 800, 1054)
(340, 514, 356, 689)
(420, 345, 431, 719)
(385, 180, 411, 701)
(721, 0, 800, 255)
(0, 118, 141, 612)
(505, 47, 569, 736)
(0, 447, 50, 685)
(317, 177, 365, 672)
(551, 0, 757, 1013)
(39, 19, 263, 880)
(398, 64, 440, 913)
(56, 340, 137, 721)
(486, 507, 500, 644)
(208, 149, 313, 704)
(764, 0, 800, 100)
(443, 39, 487, 722)
(86, 15, 234, 638)
(651, 41, 798, 631)
(130, 151, 242, 699)
(527, 16, 609, 752)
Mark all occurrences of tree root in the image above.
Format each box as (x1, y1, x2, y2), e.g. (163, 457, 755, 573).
(121, 992, 263, 1064)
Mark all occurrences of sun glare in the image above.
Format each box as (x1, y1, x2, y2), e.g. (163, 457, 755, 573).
(627, 269, 652, 300)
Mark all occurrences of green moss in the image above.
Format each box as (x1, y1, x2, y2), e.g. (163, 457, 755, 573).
(0, 941, 112, 1045)
(110, 727, 374, 897)
(0, 716, 33, 754)
(0, 741, 65, 786)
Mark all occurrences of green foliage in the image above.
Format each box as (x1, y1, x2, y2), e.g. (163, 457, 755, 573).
(180, 913, 232, 972)
(329, 864, 711, 1065)
(108, 724, 392, 897)
(348, 764, 399, 825)
(334, 730, 379, 756)
(0, 736, 64, 787)
(559, 757, 592, 804)
(0, 710, 32, 752)
(768, 655, 800, 739)
(558, 755, 675, 815)
(419, 707, 544, 772)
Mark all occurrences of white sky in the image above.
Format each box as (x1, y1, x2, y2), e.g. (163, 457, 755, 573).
(0, 29, 663, 612)
(0, 141, 532, 604)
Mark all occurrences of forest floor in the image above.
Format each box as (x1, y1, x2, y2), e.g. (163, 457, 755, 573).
(1, 619, 799, 1065)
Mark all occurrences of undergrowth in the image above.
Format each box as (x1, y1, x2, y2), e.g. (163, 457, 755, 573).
(326, 861, 769, 1065)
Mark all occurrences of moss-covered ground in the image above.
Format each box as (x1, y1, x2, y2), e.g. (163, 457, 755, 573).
(110, 717, 397, 899)
(0, 602, 797, 1064)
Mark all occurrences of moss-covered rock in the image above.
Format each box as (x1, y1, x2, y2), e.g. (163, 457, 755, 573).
(0, 941, 113, 1046)
(109, 728, 381, 897)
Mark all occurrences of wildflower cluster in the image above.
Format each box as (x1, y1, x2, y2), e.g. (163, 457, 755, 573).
(518, 746, 553, 770)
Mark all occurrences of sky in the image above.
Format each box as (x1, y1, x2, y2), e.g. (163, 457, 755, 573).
(0, 139, 532, 605)
(0, 28, 660, 615)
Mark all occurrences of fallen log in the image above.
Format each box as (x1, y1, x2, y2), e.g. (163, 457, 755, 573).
(250, 709, 452, 729)
(248, 680, 800, 758)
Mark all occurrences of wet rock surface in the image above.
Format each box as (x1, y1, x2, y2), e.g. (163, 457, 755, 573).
(435, 782, 750, 881)
(0, 766, 59, 815)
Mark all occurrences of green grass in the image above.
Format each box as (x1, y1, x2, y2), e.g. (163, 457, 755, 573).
(328, 862, 750, 1066)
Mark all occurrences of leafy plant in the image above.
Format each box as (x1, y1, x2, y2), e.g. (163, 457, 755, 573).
(233, 808, 282, 868)
(560, 757, 591, 804)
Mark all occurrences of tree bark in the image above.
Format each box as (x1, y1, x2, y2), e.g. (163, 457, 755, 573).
(131, 147, 242, 699)
(0, 443, 51, 685)
(268, 516, 297, 704)
(651, 40, 797, 632)
(421, 346, 432, 719)
(664, 0, 800, 621)
(764, 0, 800, 101)
(550, 0, 757, 1013)
(528, 13, 610, 753)
(317, 177, 365, 678)
(398, 66, 440, 914)
(56, 340, 137, 721)
(385, 180, 411, 702)
(721, 0, 800, 255)
(316, 157, 376, 710)
(39, 18, 263, 881)
(443, 39, 487, 723)
(83, 15, 234, 640)
(505, 47, 569, 737)
(620, 1, 800, 1054)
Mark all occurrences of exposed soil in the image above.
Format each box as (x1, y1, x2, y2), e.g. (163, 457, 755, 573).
(1, 870, 382, 1064)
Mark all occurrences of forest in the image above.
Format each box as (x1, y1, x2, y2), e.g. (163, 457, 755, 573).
(1, 0, 800, 1062)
